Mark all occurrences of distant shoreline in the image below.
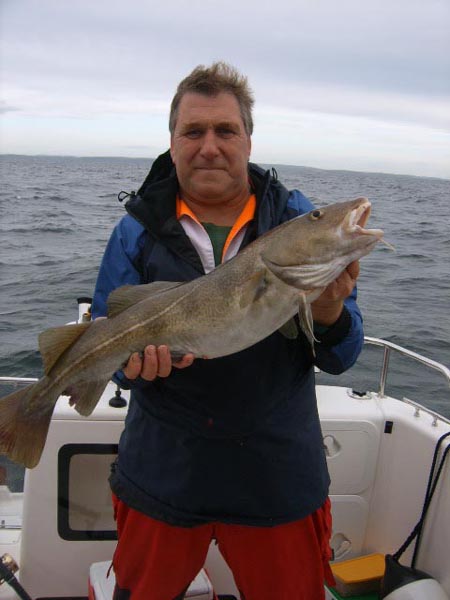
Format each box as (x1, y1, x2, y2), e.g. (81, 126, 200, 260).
(1, 153, 448, 182)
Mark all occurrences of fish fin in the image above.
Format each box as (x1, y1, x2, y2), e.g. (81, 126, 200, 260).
(278, 318, 299, 339)
(65, 378, 110, 417)
(298, 293, 317, 355)
(0, 381, 55, 468)
(239, 269, 268, 309)
(261, 255, 303, 287)
(39, 323, 91, 375)
(262, 255, 332, 289)
(107, 281, 183, 318)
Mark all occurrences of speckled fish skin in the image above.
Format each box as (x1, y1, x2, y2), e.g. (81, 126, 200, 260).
(0, 198, 384, 467)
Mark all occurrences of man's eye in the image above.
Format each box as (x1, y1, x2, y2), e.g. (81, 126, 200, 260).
(185, 130, 202, 139)
(216, 128, 235, 138)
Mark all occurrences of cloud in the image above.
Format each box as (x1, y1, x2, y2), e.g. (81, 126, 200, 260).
(256, 81, 450, 132)
(253, 107, 450, 175)
(3, 0, 449, 99)
(2, 84, 170, 119)
(0, 101, 20, 115)
(1, 0, 449, 177)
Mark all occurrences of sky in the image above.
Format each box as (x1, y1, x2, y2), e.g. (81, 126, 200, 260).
(1, 0, 449, 178)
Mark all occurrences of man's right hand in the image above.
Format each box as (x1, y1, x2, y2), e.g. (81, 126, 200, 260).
(123, 345, 195, 381)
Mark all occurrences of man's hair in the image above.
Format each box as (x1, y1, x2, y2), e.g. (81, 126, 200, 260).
(169, 62, 254, 136)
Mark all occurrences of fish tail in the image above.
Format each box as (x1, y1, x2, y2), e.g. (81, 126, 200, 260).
(0, 382, 55, 468)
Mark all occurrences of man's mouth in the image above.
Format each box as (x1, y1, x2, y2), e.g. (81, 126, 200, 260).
(194, 164, 226, 171)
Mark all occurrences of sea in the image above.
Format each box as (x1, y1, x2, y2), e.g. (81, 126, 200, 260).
(1, 154, 449, 425)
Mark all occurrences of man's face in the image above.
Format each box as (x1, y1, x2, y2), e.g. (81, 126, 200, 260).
(170, 92, 252, 205)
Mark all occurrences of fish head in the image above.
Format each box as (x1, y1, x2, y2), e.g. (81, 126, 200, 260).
(301, 197, 382, 258)
(262, 197, 386, 290)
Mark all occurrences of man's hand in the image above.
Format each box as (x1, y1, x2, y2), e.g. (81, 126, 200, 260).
(123, 345, 195, 381)
(311, 260, 360, 326)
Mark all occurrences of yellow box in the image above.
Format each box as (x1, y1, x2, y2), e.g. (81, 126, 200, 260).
(331, 553, 385, 597)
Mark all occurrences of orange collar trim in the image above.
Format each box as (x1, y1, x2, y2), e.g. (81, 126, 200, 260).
(176, 196, 201, 224)
(222, 194, 256, 258)
(176, 194, 256, 260)
(176, 195, 256, 229)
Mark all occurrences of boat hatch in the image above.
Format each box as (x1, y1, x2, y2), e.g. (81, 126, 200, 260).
(58, 443, 118, 541)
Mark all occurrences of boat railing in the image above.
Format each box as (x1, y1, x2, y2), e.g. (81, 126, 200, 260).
(364, 336, 450, 398)
(0, 377, 39, 386)
(1, 339, 449, 409)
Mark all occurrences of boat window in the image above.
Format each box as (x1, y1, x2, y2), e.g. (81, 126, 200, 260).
(57, 443, 118, 541)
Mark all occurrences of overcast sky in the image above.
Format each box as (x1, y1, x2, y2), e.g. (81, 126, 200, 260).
(1, 0, 449, 178)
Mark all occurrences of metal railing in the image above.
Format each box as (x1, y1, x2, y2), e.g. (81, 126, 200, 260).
(0, 377, 38, 386)
(1, 339, 449, 409)
(364, 336, 450, 398)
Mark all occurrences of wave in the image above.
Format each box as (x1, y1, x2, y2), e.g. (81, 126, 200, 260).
(0, 349, 43, 379)
(1, 156, 449, 413)
(2, 226, 74, 234)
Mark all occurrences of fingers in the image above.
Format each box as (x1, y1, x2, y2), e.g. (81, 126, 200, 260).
(173, 353, 195, 369)
(140, 345, 171, 380)
(336, 260, 360, 298)
(311, 260, 361, 326)
(123, 346, 194, 381)
(346, 260, 360, 281)
(335, 270, 354, 299)
(123, 352, 144, 379)
(326, 260, 360, 301)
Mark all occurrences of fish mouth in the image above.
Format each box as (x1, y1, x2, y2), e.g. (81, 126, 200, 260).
(344, 198, 395, 250)
(346, 198, 384, 238)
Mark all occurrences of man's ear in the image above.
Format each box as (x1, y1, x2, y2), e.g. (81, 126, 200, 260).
(170, 137, 176, 165)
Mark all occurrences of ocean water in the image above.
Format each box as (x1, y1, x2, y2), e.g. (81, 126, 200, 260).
(1, 155, 449, 423)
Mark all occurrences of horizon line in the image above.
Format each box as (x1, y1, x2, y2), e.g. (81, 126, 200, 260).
(1, 152, 448, 182)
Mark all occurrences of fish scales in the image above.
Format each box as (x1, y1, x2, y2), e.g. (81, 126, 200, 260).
(0, 198, 387, 467)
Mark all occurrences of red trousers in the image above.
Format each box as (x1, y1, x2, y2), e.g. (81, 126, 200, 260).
(112, 495, 335, 600)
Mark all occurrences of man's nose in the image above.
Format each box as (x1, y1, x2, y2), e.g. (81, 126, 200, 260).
(199, 130, 220, 158)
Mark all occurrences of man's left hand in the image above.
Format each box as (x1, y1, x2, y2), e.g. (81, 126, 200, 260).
(311, 260, 360, 326)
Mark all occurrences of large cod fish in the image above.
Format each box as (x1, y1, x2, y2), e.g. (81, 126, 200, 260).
(0, 198, 386, 468)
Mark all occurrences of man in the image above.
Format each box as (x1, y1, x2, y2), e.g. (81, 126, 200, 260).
(92, 62, 363, 600)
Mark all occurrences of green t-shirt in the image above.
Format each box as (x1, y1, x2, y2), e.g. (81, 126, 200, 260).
(202, 222, 233, 266)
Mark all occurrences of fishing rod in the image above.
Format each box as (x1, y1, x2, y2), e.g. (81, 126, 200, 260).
(0, 554, 33, 600)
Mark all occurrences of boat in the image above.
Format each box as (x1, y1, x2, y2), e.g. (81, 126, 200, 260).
(0, 300, 449, 599)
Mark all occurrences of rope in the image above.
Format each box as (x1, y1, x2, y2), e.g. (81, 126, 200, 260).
(393, 431, 450, 566)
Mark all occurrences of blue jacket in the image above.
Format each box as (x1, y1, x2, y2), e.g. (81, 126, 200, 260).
(92, 151, 364, 527)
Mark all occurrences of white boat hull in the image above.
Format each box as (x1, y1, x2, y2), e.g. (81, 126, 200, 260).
(0, 337, 449, 598)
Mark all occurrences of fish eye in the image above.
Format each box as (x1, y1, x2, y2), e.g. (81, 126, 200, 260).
(310, 209, 323, 220)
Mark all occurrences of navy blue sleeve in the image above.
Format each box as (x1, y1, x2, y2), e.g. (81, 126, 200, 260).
(91, 215, 147, 319)
(313, 288, 364, 374)
(287, 190, 365, 374)
(91, 215, 149, 389)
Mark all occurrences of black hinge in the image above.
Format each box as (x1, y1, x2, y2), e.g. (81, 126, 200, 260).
(384, 420, 394, 434)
